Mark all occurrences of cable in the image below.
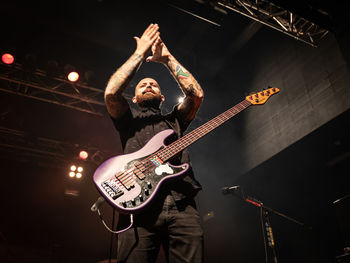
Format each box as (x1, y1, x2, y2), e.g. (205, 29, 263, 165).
(97, 208, 134, 234)
(108, 208, 116, 263)
(260, 207, 268, 263)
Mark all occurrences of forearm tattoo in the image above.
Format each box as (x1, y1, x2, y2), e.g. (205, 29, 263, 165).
(166, 56, 203, 98)
(175, 65, 190, 79)
(104, 52, 144, 118)
(106, 52, 143, 95)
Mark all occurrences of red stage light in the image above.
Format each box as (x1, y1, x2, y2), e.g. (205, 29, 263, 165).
(68, 71, 79, 82)
(79, 151, 88, 159)
(2, 53, 14, 64)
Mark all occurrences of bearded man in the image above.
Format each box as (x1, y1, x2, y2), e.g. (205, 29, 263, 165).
(104, 23, 204, 263)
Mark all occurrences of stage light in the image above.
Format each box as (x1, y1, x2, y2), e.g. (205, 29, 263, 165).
(76, 172, 82, 178)
(68, 71, 79, 82)
(69, 171, 75, 177)
(2, 53, 14, 64)
(70, 165, 77, 171)
(77, 166, 83, 172)
(79, 150, 88, 159)
(178, 97, 184, 103)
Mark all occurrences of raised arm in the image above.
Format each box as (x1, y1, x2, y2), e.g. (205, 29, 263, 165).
(105, 24, 159, 119)
(147, 37, 204, 124)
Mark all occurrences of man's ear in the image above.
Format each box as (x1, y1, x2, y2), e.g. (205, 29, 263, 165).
(161, 95, 165, 102)
(132, 96, 137, 104)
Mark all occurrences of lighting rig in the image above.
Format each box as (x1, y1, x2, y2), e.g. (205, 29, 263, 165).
(0, 54, 105, 116)
(173, 0, 330, 47)
(0, 126, 110, 168)
(216, 0, 329, 47)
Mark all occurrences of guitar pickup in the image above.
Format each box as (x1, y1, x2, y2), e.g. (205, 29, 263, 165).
(134, 162, 145, 180)
(117, 180, 134, 191)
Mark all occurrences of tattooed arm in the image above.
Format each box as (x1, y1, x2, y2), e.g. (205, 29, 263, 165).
(147, 37, 203, 124)
(105, 24, 159, 119)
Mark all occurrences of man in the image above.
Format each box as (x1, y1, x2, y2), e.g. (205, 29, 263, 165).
(104, 24, 204, 263)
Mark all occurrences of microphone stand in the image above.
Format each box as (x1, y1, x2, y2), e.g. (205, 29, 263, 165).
(224, 186, 311, 263)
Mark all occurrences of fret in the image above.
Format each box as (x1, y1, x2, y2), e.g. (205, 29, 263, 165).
(157, 99, 252, 161)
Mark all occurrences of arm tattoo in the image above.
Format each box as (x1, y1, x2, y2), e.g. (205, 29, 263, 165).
(105, 52, 144, 118)
(185, 84, 196, 96)
(165, 54, 204, 122)
(175, 65, 190, 79)
(106, 52, 143, 96)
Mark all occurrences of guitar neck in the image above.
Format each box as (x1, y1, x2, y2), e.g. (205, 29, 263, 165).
(157, 99, 252, 161)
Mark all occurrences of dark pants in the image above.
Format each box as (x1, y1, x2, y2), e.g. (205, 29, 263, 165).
(116, 194, 204, 263)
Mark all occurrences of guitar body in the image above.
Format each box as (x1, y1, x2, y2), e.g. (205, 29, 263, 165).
(93, 129, 189, 213)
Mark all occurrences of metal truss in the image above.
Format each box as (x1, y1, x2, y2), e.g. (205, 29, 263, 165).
(0, 63, 106, 116)
(216, 0, 329, 47)
(0, 126, 111, 167)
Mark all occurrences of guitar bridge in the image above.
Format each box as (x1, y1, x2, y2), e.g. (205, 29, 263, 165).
(102, 181, 124, 200)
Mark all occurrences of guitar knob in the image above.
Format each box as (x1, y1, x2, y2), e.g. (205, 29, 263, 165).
(121, 201, 127, 207)
(144, 188, 149, 195)
(139, 194, 143, 201)
(147, 182, 152, 189)
(131, 198, 136, 205)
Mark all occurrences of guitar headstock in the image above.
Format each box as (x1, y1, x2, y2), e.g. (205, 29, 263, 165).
(245, 87, 280, 105)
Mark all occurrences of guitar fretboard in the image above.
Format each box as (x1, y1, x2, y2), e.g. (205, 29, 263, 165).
(156, 99, 252, 162)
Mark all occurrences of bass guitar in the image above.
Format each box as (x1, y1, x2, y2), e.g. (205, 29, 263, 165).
(93, 87, 279, 213)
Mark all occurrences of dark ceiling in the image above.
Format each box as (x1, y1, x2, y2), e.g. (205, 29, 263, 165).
(0, 0, 349, 263)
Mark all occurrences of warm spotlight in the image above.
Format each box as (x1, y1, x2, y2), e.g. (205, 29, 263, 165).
(76, 172, 82, 178)
(79, 150, 88, 159)
(77, 166, 83, 172)
(2, 53, 14, 64)
(178, 97, 184, 103)
(70, 165, 77, 171)
(69, 171, 75, 177)
(68, 71, 79, 82)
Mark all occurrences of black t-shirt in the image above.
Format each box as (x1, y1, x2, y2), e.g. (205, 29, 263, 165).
(111, 105, 202, 201)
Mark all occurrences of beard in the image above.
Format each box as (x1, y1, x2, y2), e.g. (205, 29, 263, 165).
(136, 94, 162, 109)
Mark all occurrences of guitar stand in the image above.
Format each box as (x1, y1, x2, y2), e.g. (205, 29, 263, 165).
(224, 187, 311, 263)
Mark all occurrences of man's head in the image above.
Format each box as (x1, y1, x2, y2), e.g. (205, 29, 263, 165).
(133, 78, 165, 108)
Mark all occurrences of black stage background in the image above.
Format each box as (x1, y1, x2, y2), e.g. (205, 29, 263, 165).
(0, 0, 349, 262)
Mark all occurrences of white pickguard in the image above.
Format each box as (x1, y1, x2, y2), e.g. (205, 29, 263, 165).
(155, 163, 174, 176)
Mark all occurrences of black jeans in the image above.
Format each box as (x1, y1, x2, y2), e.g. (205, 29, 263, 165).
(116, 194, 204, 263)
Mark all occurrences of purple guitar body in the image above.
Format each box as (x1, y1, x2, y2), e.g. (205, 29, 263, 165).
(93, 88, 279, 214)
(93, 129, 189, 214)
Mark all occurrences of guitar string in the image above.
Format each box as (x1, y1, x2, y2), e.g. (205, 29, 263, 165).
(104, 89, 276, 195)
(112, 100, 252, 188)
(113, 100, 252, 189)
(157, 100, 251, 160)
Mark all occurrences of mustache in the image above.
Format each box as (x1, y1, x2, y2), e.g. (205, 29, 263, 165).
(142, 88, 156, 95)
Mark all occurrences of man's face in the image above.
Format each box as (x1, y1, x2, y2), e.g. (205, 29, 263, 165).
(133, 78, 164, 107)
